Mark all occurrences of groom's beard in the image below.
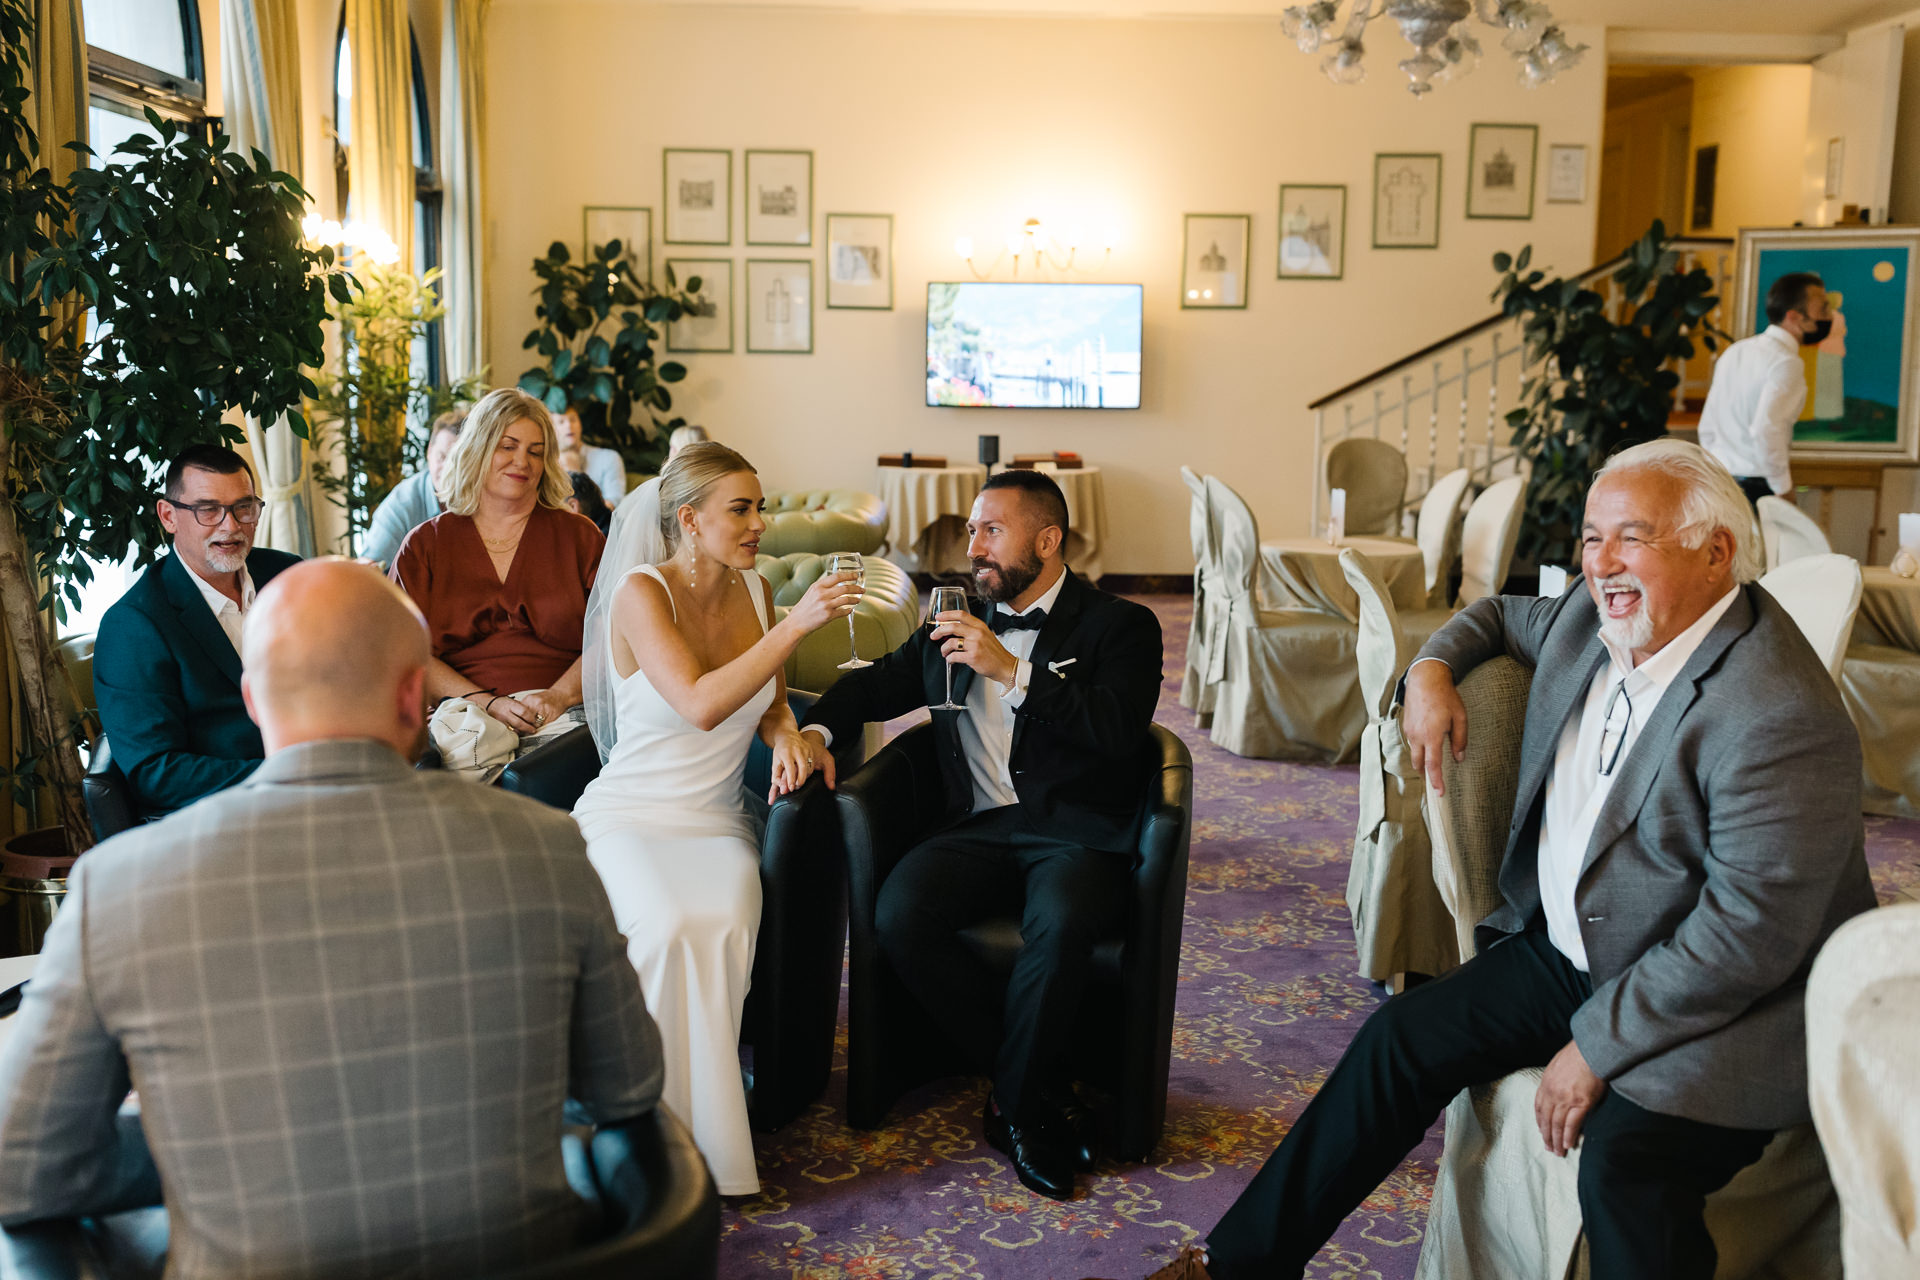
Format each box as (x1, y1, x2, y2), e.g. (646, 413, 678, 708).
(972, 547, 1043, 603)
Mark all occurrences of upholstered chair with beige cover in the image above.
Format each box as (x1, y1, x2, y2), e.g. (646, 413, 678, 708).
(1807, 903, 1920, 1280)
(1327, 438, 1410, 537)
(1841, 642, 1920, 818)
(1417, 468, 1473, 609)
(1758, 495, 1832, 571)
(1202, 475, 1364, 761)
(1180, 466, 1218, 721)
(1758, 553, 1862, 684)
(1456, 475, 1527, 606)
(1416, 654, 1843, 1280)
(1340, 549, 1458, 984)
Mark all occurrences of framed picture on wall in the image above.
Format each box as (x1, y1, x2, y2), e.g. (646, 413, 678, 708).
(1277, 184, 1346, 280)
(583, 206, 652, 285)
(665, 258, 733, 352)
(1733, 225, 1920, 464)
(746, 259, 814, 353)
(1373, 153, 1441, 249)
(1545, 144, 1587, 204)
(663, 149, 731, 245)
(1181, 213, 1250, 308)
(1466, 123, 1537, 219)
(745, 150, 813, 246)
(825, 212, 893, 309)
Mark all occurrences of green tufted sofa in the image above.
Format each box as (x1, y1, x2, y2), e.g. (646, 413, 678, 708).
(758, 490, 888, 557)
(757, 552, 920, 694)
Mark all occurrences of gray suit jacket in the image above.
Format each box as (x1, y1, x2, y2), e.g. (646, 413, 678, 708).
(1417, 582, 1875, 1130)
(0, 740, 663, 1279)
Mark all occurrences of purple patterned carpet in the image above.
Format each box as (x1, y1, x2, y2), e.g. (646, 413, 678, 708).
(722, 594, 1920, 1280)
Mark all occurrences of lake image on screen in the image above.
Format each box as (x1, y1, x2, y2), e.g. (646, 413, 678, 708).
(927, 282, 1143, 409)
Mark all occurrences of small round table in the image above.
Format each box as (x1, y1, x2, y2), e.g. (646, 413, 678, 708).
(877, 463, 1109, 581)
(1857, 566, 1920, 653)
(1261, 535, 1427, 621)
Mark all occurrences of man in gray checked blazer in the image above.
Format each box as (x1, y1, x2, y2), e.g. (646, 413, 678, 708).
(1187, 440, 1876, 1280)
(0, 560, 664, 1279)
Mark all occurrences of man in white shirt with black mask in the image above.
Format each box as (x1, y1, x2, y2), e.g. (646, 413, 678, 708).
(1697, 271, 1831, 506)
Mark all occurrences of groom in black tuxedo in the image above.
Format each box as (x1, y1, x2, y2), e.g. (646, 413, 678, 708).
(800, 469, 1163, 1200)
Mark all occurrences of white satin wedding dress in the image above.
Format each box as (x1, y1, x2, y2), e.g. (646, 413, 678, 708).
(572, 563, 771, 1196)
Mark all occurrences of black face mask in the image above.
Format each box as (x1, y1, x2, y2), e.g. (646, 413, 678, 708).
(1800, 317, 1833, 346)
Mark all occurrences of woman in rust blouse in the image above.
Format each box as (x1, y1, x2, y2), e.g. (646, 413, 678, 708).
(391, 388, 605, 735)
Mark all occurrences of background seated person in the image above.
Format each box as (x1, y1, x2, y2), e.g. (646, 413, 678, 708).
(361, 408, 466, 569)
(552, 402, 627, 502)
(391, 388, 604, 737)
(567, 470, 613, 534)
(92, 444, 299, 818)
(0, 560, 663, 1278)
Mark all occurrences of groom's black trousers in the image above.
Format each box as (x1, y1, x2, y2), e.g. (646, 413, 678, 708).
(873, 804, 1129, 1124)
(1205, 931, 1775, 1280)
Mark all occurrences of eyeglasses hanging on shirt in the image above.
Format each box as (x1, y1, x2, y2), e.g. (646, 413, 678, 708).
(1598, 681, 1634, 777)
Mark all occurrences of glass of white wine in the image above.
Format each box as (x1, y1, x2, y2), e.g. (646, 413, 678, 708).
(830, 552, 872, 670)
(929, 585, 970, 710)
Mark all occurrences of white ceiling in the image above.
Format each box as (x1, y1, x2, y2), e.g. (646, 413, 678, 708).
(638, 0, 1920, 38)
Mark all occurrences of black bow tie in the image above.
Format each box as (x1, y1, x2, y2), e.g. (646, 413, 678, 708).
(991, 610, 1047, 634)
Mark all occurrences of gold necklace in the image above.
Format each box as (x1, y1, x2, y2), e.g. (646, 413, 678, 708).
(478, 513, 530, 553)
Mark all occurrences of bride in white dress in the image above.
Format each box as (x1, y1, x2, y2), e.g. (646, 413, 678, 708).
(573, 443, 858, 1195)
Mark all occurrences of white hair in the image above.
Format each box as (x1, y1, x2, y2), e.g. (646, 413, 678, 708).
(1593, 438, 1762, 583)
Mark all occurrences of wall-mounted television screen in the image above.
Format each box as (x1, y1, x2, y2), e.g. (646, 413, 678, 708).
(926, 281, 1143, 410)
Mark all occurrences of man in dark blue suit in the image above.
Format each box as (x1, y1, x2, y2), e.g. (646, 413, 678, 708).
(93, 445, 301, 818)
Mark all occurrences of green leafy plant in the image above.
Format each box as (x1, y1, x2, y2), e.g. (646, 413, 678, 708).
(309, 263, 482, 551)
(1492, 220, 1724, 565)
(0, 0, 340, 850)
(517, 241, 702, 475)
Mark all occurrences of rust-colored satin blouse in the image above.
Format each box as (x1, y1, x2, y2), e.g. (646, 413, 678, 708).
(390, 505, 605, 695)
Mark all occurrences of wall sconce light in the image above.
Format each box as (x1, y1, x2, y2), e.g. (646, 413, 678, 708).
(302, 212, 401, 266)
(954, 217, 1116, 280)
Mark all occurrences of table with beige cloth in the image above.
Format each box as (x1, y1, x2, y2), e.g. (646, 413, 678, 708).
(1842, 566, 1920, 819)
(1263, 536, 1424, 622)
(1854, 567, 1920, 651)
(877, 463, 1109, 581)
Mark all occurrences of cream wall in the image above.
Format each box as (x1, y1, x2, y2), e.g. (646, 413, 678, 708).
(480, 2, 1604, 574)
(1681, 65, 1811, 237)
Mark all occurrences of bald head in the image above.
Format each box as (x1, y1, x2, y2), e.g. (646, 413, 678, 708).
(241, 559, 431, 757)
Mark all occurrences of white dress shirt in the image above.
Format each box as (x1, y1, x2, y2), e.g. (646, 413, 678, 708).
(1537, 587, 1739, 970)
(1696, 325, 1806, 495)
(578, 444, 628, 502)
(959, 570, 1066, 814)
(185, 562, 258, 655)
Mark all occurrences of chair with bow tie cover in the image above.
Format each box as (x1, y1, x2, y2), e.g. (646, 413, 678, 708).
(1757, 553, 1861, 685)
(1202, 475, 1365, 761)
(1456, 475, 1527, 607)
(1758, 496, 1833, 571)
(1179, 466, 1219, 721)
(1416, 468, 1473, 609)
(1415, 659, 1842, 1280)
(1340, 549, 1458, 986)
(1806, 902, 1920, 1280)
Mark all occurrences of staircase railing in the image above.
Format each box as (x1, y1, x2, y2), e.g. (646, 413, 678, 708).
(1307, 237, 1735, 535)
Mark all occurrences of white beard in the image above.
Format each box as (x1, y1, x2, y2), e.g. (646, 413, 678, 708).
(203, 543, 249, 575)
(1598, 575, 1655, 651)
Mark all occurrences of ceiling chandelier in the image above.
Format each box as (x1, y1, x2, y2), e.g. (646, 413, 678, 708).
(1280, 0, 1588, 96)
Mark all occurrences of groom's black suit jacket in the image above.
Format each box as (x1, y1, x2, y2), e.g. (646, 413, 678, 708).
(803, 569, 1163, 852)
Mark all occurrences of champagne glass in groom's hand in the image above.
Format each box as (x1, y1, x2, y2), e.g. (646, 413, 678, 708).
(831, 553, 872, 670)
(929, 585, 969, 710)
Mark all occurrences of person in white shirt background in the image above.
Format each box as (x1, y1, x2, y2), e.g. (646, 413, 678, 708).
(1696, 270, 1832, 507)
(551, 402, 629, 502)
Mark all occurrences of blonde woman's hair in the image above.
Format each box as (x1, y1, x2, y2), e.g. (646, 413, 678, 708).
(658, 441, 756, 554)
(437, 388, 575, 515)
(1594, 438, 1763, 584)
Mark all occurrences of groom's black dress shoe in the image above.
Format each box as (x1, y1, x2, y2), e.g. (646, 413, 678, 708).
(984, 1094, 1076, 1200)
(1042, 1086, 1099, 1173)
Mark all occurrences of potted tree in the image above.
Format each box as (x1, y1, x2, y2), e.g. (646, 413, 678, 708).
(0, 0, 342, 856)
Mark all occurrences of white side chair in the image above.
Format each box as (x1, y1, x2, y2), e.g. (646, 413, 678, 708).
(1808, 903, 1920, 1280)
(1180, 466, 1218, 720)
(1416, 468, 1473, 609)
(1758, 495, 1832, 571)
(1201, 475, 1365, 761)
(1757, 553, 1862, 684)
(1456, 476, 1527, 606)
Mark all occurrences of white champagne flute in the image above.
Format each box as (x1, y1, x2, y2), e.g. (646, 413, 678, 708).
(831, 552, 872, 670)
(930, 585, 970, 710)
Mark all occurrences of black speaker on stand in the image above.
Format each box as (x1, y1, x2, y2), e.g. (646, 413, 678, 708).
(978, 434, 1000, 474)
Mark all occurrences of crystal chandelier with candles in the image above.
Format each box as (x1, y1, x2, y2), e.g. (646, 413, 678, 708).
(1280, 0, 1588, 96)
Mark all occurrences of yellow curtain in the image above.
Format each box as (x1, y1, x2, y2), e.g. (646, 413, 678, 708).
(439, 0, 487, 383)
(345, 0, 412, 274)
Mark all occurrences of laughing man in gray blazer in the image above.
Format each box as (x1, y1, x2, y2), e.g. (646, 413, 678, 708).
(1186, 440, 1876, 1280)
(0, 560, 664, 1279)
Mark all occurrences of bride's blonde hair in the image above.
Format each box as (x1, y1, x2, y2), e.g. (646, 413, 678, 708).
(659, 441, 756, 553)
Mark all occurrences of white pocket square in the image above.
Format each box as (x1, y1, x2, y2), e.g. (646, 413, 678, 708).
(1048, 658, 1078, 675)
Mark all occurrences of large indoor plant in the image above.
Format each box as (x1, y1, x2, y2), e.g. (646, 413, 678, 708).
(1492, 220, 1724, 565)
(517, 240, 703, 475)
(0, 0, 341, 852)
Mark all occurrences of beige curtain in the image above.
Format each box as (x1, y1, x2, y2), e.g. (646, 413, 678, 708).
(439, 0, 486, 383)
(28, 0, 86, 188)
(345, 0, 413, 274)
(223, 0, 315, 556)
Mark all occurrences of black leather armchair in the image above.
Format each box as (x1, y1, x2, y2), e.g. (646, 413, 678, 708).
(835, 721, 1194, 1161)
(499, 690, 864, 1132)
(81, 736, 138, 844)
(0, 1110, 719, 1280)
